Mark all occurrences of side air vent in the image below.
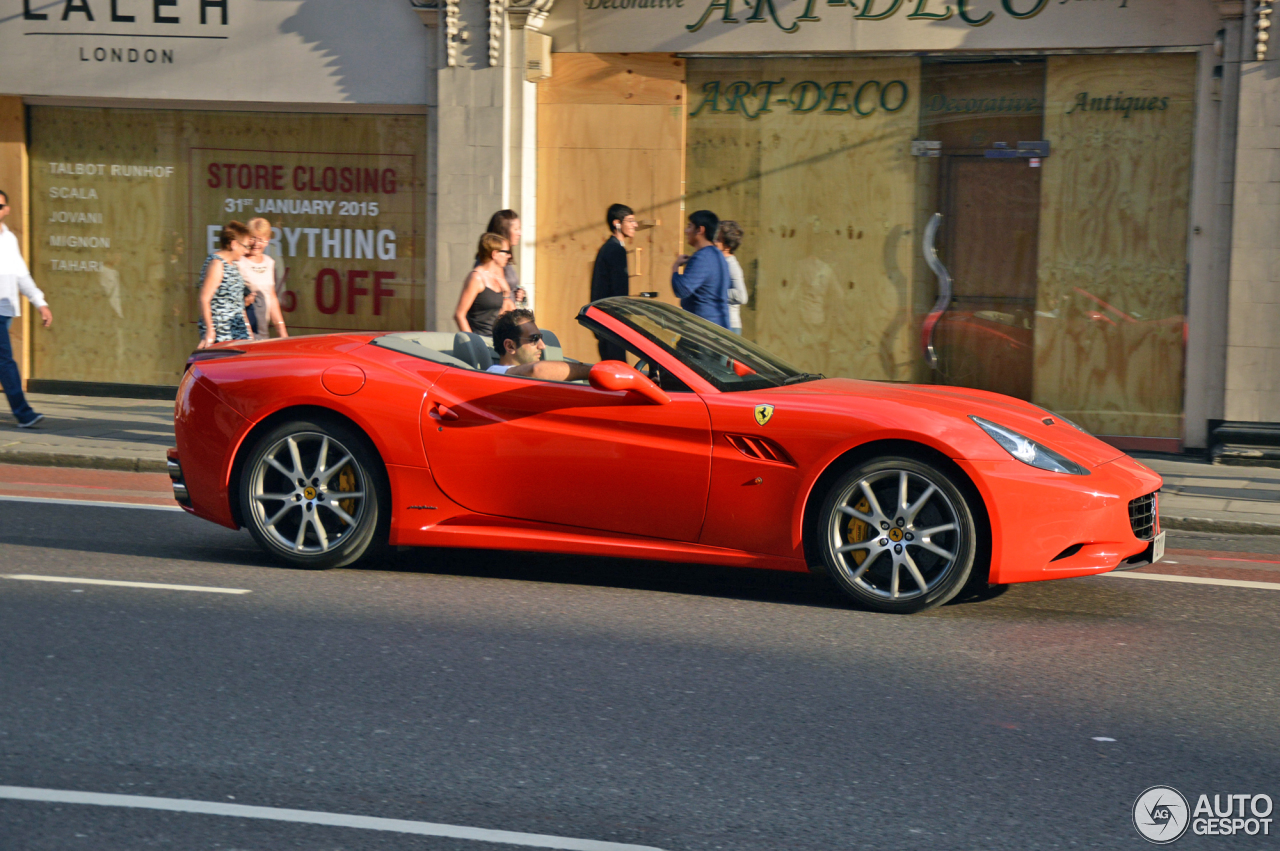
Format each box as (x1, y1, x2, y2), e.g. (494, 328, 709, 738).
(725, 434, 795, 466)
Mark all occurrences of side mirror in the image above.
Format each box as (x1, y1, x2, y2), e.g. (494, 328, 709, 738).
(589, 361, 671, 405)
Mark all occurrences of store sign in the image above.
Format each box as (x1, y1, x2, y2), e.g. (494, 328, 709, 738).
(690, 78, 909, 118)
(546, 0, 1216, 53)
(1065, 91, 1171, 117)
(2, 0, 427, 103)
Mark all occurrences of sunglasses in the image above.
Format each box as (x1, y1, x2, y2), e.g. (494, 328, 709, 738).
(495, 249, 512, 256)
(518, 333, 543, 345)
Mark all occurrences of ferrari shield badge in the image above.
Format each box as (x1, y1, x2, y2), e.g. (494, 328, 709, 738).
(754, 404, 775, 426)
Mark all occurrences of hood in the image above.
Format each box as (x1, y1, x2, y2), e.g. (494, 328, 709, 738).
(771, 378, 1125, 468)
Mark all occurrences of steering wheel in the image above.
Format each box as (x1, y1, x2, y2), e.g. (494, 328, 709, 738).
(633, 357, 654, 378)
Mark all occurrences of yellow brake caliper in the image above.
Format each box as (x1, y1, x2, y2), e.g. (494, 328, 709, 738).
(845, 496, 872, 566)
(336, 465, 357, 525)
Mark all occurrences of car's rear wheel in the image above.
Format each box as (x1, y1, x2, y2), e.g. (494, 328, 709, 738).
(240, 418, 388, 570)
(817, 457, 977, 614)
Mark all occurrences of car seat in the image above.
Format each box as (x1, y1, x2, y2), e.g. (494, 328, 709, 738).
(539, 329, 563, 362)
(452, 332, 494, 371)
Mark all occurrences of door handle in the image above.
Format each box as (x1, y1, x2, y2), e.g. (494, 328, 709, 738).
(430, 403, 459, 422)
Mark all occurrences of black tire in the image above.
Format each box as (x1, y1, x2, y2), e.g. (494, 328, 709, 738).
(239, 417, 389, 570)
(816, 456, 977, 614)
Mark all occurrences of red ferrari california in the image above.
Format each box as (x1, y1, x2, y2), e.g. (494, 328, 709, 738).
(170, 297, 1164, 614)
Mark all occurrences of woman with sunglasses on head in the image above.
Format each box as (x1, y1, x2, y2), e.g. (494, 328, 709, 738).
(454, 232, 516, 337)
(196, 221, 253, 350)
(237, 217, 288, 340)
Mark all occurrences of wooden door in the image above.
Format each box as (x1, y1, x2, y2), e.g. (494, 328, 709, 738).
(536, 54, 686, 362)
(933, 158, 1040, 400)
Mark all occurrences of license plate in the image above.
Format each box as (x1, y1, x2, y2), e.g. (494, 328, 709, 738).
(1151, 531, 1166, 563)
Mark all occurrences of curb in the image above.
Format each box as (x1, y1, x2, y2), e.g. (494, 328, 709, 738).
(0, 450, 169, 474)
(1161, 515, 1280, 536)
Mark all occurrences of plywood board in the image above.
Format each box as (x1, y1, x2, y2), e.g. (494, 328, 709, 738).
(538, 53, 686, 106)
(28, 108, 427, 387)
(1034, 54, 1196, 438)
(686, 57, 923, 380)
(537, 55, 685, 361)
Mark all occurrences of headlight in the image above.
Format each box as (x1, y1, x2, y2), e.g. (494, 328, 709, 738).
(970, 416, 1089, 475)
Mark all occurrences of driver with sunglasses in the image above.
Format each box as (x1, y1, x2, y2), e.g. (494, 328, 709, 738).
(488, 309, 593, 381)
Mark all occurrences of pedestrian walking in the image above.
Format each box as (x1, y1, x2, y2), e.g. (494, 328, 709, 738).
(197, 221, 254, 349)
(237, 217, 288, 339)
(715, 220, 748, 335)
(454, 232, 516, 337)
(590, 203, 638, 361)
(671, 210, 730, 328)
(0, 189, 52, 428)
(484, 209, 525, 306)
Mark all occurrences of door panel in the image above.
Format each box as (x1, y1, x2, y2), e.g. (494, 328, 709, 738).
(423, 369, 712, 542)
(933, 159, 1040, 400)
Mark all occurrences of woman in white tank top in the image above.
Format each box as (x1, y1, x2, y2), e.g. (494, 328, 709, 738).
(238, 217, 288, 339)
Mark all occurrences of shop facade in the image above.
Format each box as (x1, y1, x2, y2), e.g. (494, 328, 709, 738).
(522, 0, 1249, 452)
(3, 0, 1278, 457)
(0, 0, 432, 391)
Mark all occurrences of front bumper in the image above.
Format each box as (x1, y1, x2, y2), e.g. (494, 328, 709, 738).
(956, 453, 1163, 585)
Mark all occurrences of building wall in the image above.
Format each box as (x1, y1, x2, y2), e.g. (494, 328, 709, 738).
(1224, 2, 1280, 422)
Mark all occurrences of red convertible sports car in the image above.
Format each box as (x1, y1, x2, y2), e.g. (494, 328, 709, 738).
(170, 297, 1164, 614)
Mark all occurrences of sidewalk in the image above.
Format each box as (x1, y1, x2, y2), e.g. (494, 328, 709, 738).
(2, 393, 1278, 534)
(0, 393, 172, 473)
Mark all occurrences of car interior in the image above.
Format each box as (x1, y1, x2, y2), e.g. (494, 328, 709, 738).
(370, 329, 567, 371)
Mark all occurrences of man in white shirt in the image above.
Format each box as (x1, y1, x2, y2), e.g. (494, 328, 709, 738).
(487, 309, 592, 381)
(0, 190, 53, 428)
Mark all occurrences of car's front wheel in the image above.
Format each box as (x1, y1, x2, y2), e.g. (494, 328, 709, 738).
(817, 457, 978, 614)
(239, 418, 388, 569)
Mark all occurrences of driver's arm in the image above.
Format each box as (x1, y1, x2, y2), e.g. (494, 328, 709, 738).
(505, 360, 593, 381)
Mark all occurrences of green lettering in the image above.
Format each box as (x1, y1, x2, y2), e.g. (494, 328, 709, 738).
(744, 0, 799, 31)
(956, 0, 992, 24)
(789, 80, 826, 112)
(1066, 91, 1087, 114)
(1001, 0, 1047, 18)
(722, 80, 755, 115)
(689, 80, 723, 116)
(880, 79, 908, 112)
(907, 0, 952, 19)
(1160, 97, 1169, 110)
(855, 0, 903, 19)
(686, 0, 737, 32)
(752, 79, 786, 113)
(824, 81, 853, 113)
(795, 0, 821, 21)
(854, 80, 881, 116)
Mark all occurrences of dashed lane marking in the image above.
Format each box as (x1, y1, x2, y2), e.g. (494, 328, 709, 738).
(0, 786, 666, 851)
(1102, 571, 1280, 592)
(0, 494, 182, 511)
(3, 575, 251, 595)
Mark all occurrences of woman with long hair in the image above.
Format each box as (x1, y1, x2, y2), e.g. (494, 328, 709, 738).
(454, 232, 514, 336)
(237, 217, 288, 339)
(197, 221, 253, 349)
(484, 209, 525, 307)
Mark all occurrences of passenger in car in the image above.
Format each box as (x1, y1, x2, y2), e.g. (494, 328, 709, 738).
(488, 309, 593, 381)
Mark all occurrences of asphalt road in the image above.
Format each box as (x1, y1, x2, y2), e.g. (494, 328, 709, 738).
(2, 499, 1279, 850)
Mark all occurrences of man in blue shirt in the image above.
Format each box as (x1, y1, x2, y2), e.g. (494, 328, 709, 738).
(670, 210, 730, 328)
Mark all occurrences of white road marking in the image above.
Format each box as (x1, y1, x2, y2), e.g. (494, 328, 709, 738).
(1092, 737, 1117, 742)
(3, 575, 251, 595)
(1102, 572, 1280, 592)
(0, 494, 182, 512)
(0, 786, 665, 851)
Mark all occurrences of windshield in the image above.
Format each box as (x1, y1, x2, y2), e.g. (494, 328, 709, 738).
(588, 298, 812, 392)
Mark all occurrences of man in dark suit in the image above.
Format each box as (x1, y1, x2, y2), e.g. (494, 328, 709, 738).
(590, 203, 638, 361)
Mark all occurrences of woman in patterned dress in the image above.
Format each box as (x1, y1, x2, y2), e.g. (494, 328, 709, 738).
(197, 221, 254, 349)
